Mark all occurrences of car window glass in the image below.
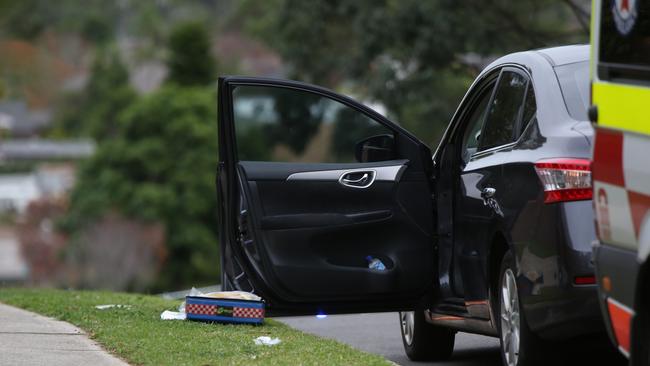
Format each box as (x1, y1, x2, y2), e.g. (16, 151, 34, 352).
(232, 85, 393, 163)
(556, 61, 589, 120)
(518, 83, 536, 137)
(479, 71, 528, 151)
(460, 84, 494, 163)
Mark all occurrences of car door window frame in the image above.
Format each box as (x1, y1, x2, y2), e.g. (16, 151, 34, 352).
(231, 84, 398, 164)
(515, 78, 537, 139)
(221, 78, 428, 165)
(471, 65, 533, 159)
(436, 69, 499, 167)
(457, 79, 498, 165)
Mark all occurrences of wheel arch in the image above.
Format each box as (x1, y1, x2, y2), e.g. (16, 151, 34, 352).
(487, 231, 510, 324)
(488, 231, 510, 313)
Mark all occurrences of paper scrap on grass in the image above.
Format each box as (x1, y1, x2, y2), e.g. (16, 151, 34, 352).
(95, 304, 131, 310)
(160, 310, 187, 320)
(254, 336, 281, 346)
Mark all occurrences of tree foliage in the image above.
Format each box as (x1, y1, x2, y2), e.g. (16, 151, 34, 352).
(240, 0, 589, 146)
(65, 86, 219, 289)
(53, 48, 137, 140)
(166, 22, 217, 87)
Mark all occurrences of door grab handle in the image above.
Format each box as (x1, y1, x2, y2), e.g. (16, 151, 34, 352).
(341, 173, 369, 184)
(339, 170, 376, 188)
(481, 187, 496, 199)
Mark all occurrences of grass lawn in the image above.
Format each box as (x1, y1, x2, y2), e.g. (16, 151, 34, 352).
(0, 288, 391, 366)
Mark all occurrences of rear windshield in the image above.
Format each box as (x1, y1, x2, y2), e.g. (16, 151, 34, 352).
(555, 61, 590, 121)
(599, 0, 650, 82)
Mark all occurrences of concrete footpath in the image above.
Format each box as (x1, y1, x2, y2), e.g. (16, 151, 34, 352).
(0, 303, 128, 366)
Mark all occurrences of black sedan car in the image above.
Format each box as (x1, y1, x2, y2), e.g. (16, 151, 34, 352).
(217, 45, 599, 366)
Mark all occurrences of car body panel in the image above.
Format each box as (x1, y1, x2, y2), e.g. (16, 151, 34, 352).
(217, 45, 601, 341)
(429, 45, 599, 339)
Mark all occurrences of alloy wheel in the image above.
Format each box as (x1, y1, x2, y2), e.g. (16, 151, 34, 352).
(500, 268, 521, 366)
(400, 311, 415, 346)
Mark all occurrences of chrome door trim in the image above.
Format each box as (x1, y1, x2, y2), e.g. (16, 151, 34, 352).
(286, 164, 406, 182)
(338, 170, 376, 189)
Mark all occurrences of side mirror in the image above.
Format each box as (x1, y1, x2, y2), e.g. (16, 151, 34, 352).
(355, 134, 396, 163)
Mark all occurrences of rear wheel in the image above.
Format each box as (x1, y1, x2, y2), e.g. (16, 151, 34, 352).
(497, 251, 544, 366)
(399, 310, 455, 361)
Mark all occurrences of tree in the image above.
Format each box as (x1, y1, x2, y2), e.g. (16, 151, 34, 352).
(52, 48, 137, 140)
(240, 0, 589, 146)
(166, 21, 217, 86)
(64, 86, 219, 290)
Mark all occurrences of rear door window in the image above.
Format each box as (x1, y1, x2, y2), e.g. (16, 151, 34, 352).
(518, 82, 537, 137)
(478, 70, 528, 151)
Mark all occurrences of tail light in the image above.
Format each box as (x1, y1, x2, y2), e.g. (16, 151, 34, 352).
(574, 275, 596, 285)
(534, 158, 592, 204)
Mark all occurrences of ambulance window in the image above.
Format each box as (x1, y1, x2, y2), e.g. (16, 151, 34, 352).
(599, 0, 650, 82)
(478, 70, 528, 151)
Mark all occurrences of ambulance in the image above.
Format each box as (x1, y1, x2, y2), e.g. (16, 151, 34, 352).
(591, 0, 650, 364)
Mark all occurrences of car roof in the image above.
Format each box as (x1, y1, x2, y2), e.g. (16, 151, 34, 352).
(482, 45, 589, 76)
(533, 44, 589, 66)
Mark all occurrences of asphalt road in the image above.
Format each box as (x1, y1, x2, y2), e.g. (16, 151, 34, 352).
(276, 312, 627, 366)
(277, 312, 501, 366)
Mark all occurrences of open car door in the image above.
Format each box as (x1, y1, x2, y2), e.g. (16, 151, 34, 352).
(217, 77, 437, 315)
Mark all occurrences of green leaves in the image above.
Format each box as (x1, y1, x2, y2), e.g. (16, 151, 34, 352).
(166, 22, 217, 87)
(55, 48, 136, 140)
(66, 86, 219, 289)
(242, 0, 588, 147)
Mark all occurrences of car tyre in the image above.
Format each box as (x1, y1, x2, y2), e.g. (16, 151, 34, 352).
(399, 309, 455, 361)
(497, 251, 545, 366)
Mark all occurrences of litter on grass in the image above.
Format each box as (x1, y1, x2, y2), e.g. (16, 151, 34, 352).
(160, 310, 186, 320)
(254, 336, 281, 346)
(95, 304, 131, 310)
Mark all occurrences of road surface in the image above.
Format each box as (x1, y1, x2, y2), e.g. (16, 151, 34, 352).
(276, 312, 626, 366)
(277, 312, 501, 366)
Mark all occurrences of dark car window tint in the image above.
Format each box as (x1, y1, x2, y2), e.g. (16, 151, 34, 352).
(232, 85, 392, 163)
(461, 84, 494, 163)
(555, 61, 590, 121)
(518, 83, 536, 137)
(479, 71, 528, 151)
(599, 0, 650, 76)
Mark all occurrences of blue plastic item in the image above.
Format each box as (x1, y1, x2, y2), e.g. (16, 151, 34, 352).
(366, 256, 386, 271)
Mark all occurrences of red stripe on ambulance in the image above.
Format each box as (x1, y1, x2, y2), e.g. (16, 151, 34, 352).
(607, 297, 634, 356)
(593, 129, 626, 187)
(628, 191, 650, 238)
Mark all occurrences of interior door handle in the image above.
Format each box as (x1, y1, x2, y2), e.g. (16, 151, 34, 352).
(481, 187, 496, 199)
(342, 173, 368, 184)
(339, 170, 376, 188)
